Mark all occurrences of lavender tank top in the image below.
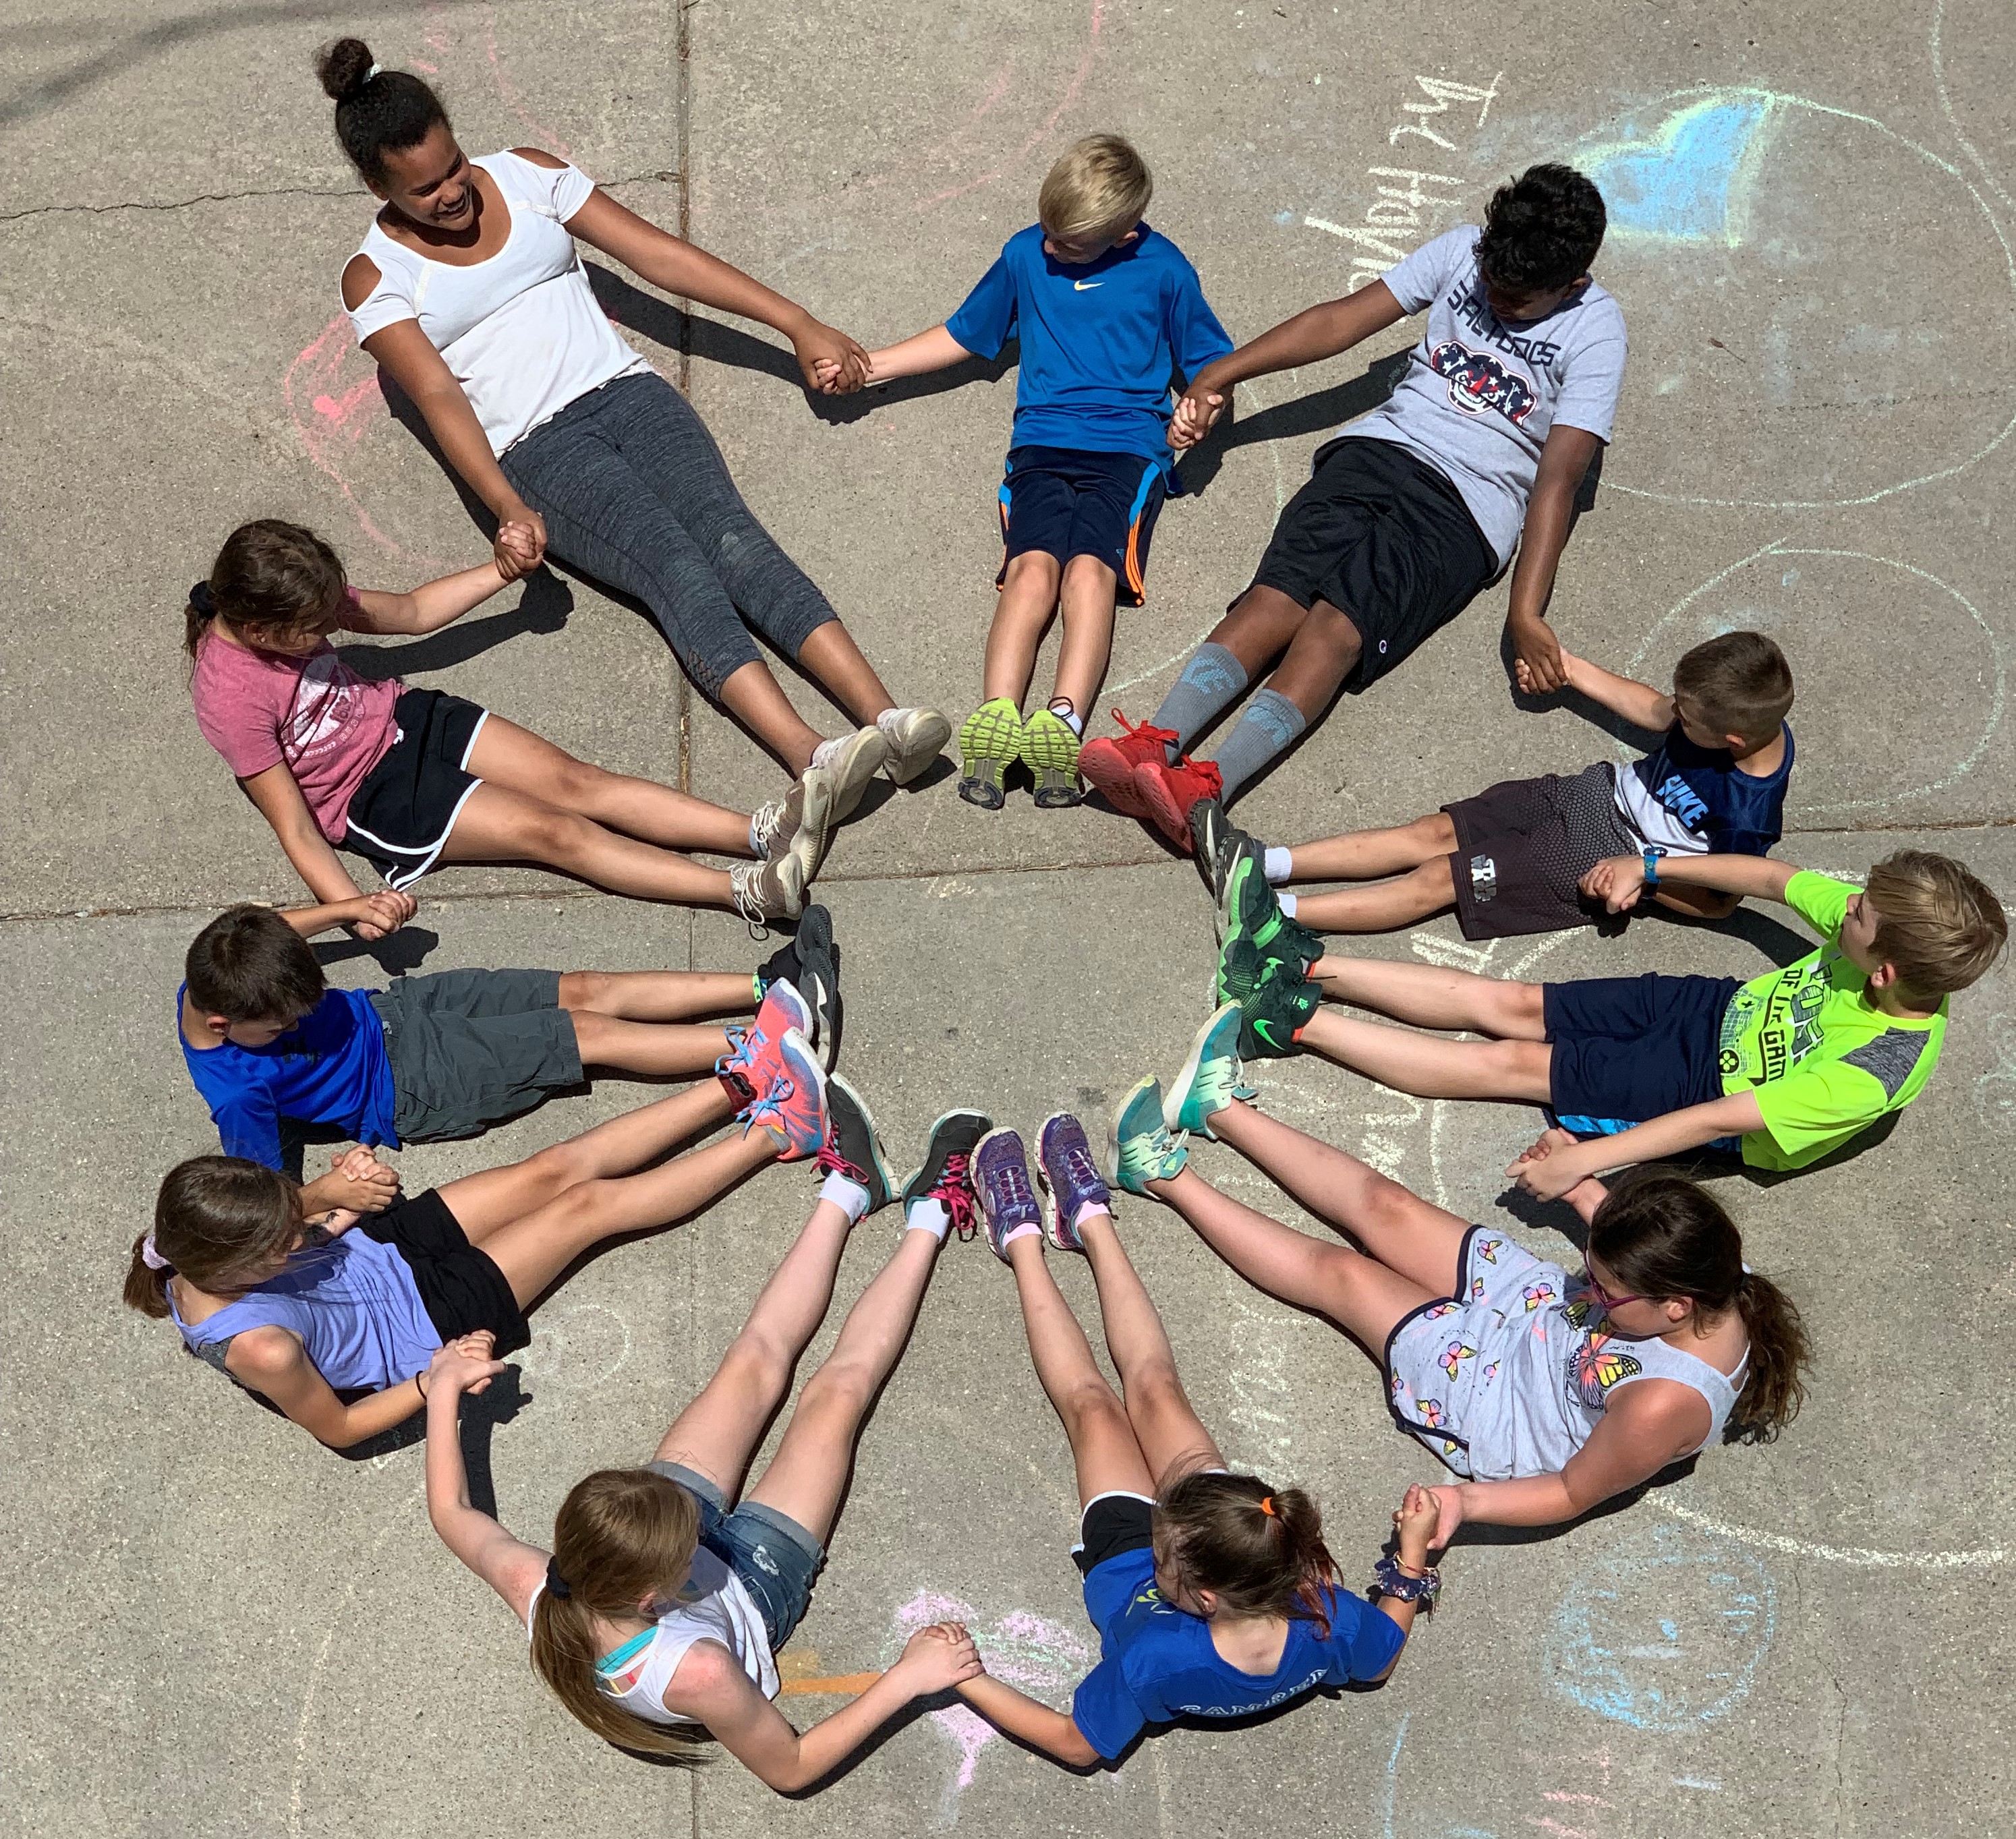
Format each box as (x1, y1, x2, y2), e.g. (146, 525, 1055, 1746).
(171, 1233, 440, 1391)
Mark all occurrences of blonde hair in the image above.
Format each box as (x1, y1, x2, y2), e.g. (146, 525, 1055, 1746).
(1038, 134, 1153, 241)
(529, 1469, 712, 1761)
(1864, 850, 2007, 1005)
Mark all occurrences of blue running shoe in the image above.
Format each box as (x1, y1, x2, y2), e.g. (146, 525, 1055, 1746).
(1036, 1113, 1111, 1252)
(1165, 1002, 1243, 1140)
(1106, 1077, 1190, 1196)
(971, 1127, 1043, 1261)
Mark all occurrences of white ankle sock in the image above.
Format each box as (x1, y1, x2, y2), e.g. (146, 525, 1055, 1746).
(820, 1170, 870, 1223)
(1049, 701, 1084, 736)
(1264, 846, 1292, 883)
(906, 1197, 951, 1241)
(1277, 892, 1298, 918)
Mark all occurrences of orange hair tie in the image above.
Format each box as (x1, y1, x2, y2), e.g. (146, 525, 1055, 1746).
(1259, 1495, 1277, 1519)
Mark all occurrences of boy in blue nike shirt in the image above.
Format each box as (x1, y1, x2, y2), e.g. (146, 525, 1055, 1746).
(1209, 629, 1794, 939)
(848, 134, 1233, 809)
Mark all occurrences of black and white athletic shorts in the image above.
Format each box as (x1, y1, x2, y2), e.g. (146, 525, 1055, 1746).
(1444, 761, 1641, 939)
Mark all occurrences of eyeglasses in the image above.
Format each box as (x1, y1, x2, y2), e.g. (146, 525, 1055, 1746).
(1578, 1270, 1646, 1312)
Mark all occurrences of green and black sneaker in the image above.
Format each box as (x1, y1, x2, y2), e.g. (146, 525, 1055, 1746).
(1238, 961, 1321, 1060)
(958, 698, 1025, 810)
(1215, 915, 1325, 1008)
(1018, 708, 1084, 808)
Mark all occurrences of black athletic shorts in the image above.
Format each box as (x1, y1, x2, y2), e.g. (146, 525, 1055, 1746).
(996, 445, 1169, 607)
(1072, 1491, 1155, 1575)
(1545, 973, 1741, 1140)
(343, 687, 489, 889)
(1445, 761, 1641, 939)
(1247, 436, 1495, 692)
(359, 1188, 530, 1354)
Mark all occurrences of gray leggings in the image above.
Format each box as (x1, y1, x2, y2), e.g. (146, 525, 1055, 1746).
(500, 370, 838, 697)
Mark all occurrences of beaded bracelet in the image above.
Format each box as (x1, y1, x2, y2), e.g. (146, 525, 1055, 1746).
(1373, 1554, 1441, 1604)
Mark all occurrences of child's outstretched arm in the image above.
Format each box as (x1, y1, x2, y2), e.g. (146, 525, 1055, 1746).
(1170, 279, 1408, 448)
(1507, 1090, 1767, 1200)
(1521, 647, 1674, 734)
(1502, 423, 1604, 693)
(1366, 1482, 1441, 1676)
(848, 325, 975, 388)
(239, 763, 372, 908)
(681, 1623, 984, 1792)
(344, 554, 532, 638)
(1582, 850, 1797, 914)
(278, 889, 418, 943)
(952, 1673, 1101, 1767)
(423, 1338, 551, 1622)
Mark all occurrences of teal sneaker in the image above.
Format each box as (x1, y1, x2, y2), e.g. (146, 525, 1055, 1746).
(1239, 964, 1321, 1061)
(1165, 1002, 1242, 1140)
(1107, 1076, 1190, 1195)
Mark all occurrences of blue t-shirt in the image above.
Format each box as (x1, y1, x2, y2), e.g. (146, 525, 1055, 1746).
(1068, 1548, 1404, 1757)
(178, 983, 399, 1171)
(944, 223, 1234, 471)
(1613, 723, 1794, 858)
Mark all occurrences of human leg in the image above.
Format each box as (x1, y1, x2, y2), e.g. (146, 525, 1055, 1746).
(741, 1220, 944, 1544)
(1147, 1165, 1435, 1361)
(1309, 954, 1551, 1037)
(1290, 856, 1458, 933)
(1211, 1099, 1471, 1297)
(440, 783, 799, 922)
(1073, 1210, 1224, 1486)
(465, 714, 752, 857)
(1052, 558, 1119, 720)
(1296, 1007, 1554, 1101)
(1284, 811, 1460, 883)
(555, 968, 756, 1022)
(983, 551, 1063, 706)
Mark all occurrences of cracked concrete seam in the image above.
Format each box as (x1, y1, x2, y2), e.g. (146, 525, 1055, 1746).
(0, 167, 685, 227)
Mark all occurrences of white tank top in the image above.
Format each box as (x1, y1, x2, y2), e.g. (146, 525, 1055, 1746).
(525, 1546, 778, 1728)
(345, 150, 652, 455)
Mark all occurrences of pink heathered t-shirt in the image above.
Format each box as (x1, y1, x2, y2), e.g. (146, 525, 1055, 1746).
(190, 590, 403, 841)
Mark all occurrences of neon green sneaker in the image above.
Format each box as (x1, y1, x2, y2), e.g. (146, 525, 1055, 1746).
(1107, 1076, 1190, 1195)
(1165, 1002, 1242, 1139)
(1239, 963, 1321, 1061)
(1018, 708, 1084, 808)
(958, 698, 1025, 811)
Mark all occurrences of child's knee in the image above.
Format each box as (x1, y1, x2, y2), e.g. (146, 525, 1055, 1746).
(1418, 811, 1460, 852)
(1002, 550, 1062, 595)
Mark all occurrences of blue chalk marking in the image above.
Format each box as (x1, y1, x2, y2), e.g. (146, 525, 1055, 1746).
(1674, 1778, 1724, 1791)
(1543, 1521, 1778, 1730)
(1379, 1711, 1410, 1839)
(1274, 209, 1296, 225)
(1578, 92, 1777, 247)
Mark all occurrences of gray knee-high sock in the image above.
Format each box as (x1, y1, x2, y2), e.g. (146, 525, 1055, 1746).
(1150, 643, 1249, 756)
(1212, 689, 1307, 804)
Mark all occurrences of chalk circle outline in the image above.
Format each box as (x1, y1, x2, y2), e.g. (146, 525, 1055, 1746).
(1417, 925, 2011, 1571)
(1932, 0, 2015, 218)
(1580, 84, 2016, 511)
(1623, 537, 2007, 818)
(1543, 1524, 1777, 1730)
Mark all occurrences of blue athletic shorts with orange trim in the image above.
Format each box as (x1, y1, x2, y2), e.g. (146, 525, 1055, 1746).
(996, 444, 1169, 608)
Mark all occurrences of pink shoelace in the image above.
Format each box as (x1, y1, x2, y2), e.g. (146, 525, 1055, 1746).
(928, 1151, 979, 1241)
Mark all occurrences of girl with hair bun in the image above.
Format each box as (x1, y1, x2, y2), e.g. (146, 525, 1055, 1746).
(1141, 1041, 1810, 1545)
(314, 39, 948, 802)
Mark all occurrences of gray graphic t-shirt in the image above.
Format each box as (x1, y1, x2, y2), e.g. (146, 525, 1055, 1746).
(1333, 226, 1628, 568)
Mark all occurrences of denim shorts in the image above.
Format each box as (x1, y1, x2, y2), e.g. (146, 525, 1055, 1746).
(648, 1460, 826, 1650)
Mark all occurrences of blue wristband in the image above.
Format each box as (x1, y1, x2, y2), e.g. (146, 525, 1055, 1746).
(1642, 849, 1662, 887)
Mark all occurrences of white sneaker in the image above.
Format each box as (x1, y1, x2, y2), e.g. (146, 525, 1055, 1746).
(877, 706, 952, 784)
(728, 853, 805, 938)
(809, 726, 890, 823)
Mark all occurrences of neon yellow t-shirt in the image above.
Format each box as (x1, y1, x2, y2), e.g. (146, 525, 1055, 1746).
(1716, 871, 1947, 1171)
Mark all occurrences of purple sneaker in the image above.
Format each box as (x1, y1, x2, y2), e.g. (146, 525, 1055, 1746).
(1036, 1113, 1112, 1253)
(971, 1128, 1043, 1262)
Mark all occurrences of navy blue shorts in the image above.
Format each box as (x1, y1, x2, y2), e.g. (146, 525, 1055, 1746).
(1544, 972, 1741, 1138)
(649, 1461, 826, 1650)
(996, 445, 1168, 606)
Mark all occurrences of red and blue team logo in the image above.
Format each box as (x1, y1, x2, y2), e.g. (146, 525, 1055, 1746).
(1430, 341, 1537, 424)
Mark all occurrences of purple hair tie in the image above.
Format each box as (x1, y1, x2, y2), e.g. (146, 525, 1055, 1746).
(140, 1234, 173, 1271)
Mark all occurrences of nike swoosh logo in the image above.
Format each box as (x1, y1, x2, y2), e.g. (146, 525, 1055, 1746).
(1074, 280, 1102, 291)
(1253, 1019, 1284, 1050)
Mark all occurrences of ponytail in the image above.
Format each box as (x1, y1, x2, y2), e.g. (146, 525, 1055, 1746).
(123, 1231, 174, 1318)
(184, 581, 217, 661)
(1727, 1267, 1810, 1442)
(1152, 1469, 1337, 1635)
(184, 520, 349, 661)
(528, 1469, 712, 1761)
(1590, 1167, 1811, 1442)
(125, 1158, 304, 1316)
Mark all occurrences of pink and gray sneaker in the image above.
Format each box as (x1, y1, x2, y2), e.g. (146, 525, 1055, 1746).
(971, 1127, 1043, 1262)
(1035, 1113, 1112, 1253)
(715, 977, 812, 1109)
(739, 1026, 829, 1161)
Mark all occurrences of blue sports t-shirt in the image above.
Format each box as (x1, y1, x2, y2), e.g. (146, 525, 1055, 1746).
(945, 223, 1233, 473)
(1068, 1548, 1404, 1757)
(1613, 722, 1794, 858)
(178, 984, 399, 1171)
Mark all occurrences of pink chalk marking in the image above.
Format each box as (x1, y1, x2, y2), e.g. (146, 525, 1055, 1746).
(283, 316, 409, 557)
(970, 65, 1015, 121)
(918, 0, 1106, 212)
(411, 59, 438, 74)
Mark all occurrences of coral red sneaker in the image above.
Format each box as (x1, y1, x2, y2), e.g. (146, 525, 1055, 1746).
(1077, 710, 1177, 821)
(1135, 751, 1224, 850)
